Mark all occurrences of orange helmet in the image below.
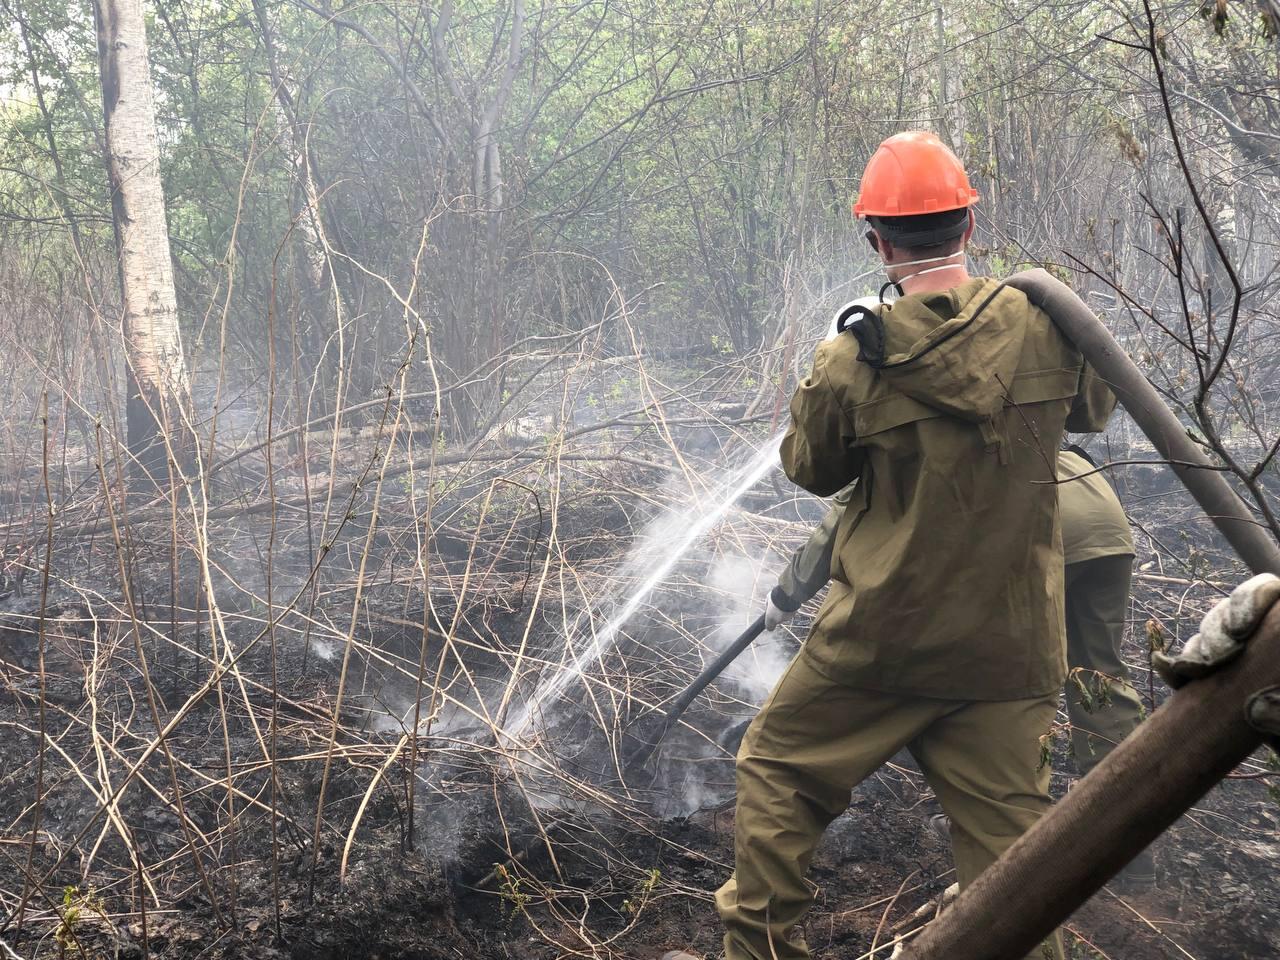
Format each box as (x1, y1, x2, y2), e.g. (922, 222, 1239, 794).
(853, 131, 979, 219)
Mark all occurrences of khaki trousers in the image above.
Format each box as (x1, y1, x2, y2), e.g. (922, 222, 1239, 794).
(1064, 555, 1144, 776)
(715, 651, 1064, 960)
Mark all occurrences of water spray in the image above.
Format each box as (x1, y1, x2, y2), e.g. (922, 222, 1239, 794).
(470, 435, 787, 891)
(503, 433, 785, 741)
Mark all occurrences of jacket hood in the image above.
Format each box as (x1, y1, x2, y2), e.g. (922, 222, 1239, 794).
(847, 277, 1028, 423)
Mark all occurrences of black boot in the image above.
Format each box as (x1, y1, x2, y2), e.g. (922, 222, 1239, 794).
(1109, 847, 1157, 893)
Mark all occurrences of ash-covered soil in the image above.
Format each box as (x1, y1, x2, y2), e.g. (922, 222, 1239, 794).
(3, 591, 1276, 960)
(0, 457, 1276, 960)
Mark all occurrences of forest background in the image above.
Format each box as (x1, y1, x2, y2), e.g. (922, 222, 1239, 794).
(1, 0, 1279, 957)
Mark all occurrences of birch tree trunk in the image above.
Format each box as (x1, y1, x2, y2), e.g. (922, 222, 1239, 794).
(94, 0, 191, 483)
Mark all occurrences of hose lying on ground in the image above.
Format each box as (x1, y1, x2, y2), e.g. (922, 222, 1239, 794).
(901, 601, 1280, 959)
(898, 268, 1280, 959)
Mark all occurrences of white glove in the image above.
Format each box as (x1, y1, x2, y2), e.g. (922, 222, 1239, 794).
(1153, 573, 1280, 689)
(764, 595, 795, 631)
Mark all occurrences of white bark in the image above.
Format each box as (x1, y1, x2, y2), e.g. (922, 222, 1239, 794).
(94, 0, 190, 469)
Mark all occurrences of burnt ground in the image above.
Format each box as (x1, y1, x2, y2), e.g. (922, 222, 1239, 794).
(0, 455, 1277, 960)
(3, 588, 1276, 960)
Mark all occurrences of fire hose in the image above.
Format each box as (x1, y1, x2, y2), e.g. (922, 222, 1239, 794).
(622, 614, 767, 775)
(894, 269, 1280, 958)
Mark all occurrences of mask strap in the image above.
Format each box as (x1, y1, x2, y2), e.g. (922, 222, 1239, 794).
(885, 251, 967, 291)
(892, 251, 966, 270)
(898, 262, 966, 284)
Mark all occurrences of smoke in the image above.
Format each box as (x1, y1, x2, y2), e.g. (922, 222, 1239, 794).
(649, 547, 801, 818)
(504, 433, 785, 738)
(708, 553, 792, 702)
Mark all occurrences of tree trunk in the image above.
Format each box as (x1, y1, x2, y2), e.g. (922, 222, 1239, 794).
(250, 0, 335, 363)
(94, 0, 190, 484)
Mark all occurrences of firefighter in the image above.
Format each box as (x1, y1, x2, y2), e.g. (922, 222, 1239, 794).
(712, 131, 1115, 960)
(748, 445, 1153, 888)
(1054, 448, 1147, 791)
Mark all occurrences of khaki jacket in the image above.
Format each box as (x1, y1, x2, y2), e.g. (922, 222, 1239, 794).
(780, 278, 1114, 700)
(774, 451, 1133, 610)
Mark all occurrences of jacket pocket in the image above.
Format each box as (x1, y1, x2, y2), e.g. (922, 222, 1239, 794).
(848, 393, 941, 439)
(1006, 365, 1081, 405)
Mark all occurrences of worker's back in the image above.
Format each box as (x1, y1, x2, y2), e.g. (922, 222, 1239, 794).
(781, 278, 1114, 700)
(1058, 449, 1134, 565)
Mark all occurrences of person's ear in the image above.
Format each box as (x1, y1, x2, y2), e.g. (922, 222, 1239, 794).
(962, 209, 975, 246)
(874, 230, 896, 263)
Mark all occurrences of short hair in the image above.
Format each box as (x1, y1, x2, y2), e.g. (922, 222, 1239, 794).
(869, 207, 969, 253)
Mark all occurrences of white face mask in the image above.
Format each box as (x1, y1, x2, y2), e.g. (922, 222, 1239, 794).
(878, 250, 966, 302)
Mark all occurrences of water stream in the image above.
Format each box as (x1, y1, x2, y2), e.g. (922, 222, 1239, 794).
(504, 432, 785, 739)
